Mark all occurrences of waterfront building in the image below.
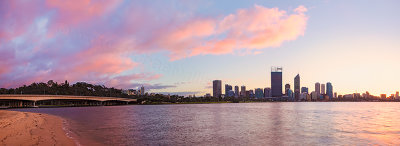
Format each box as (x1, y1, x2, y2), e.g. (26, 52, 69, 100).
(334, 92, 337, 98)
(140, 86, 145, 96)
(227, 90, 235, 97)
(264, 88, 271, 97)
(235, 86, 239, 97)
(300, 92, 307, 101)
(306, 93, 312, 101)
(271, 67, 283, 97)
(255, 88, 264, 98)
(241, 86, 246, 97)
(249, 90, 255, 98)
(205, 93, 211, 97)
(326, 82, 333, 99)
(396, 91, 399, 100)
(285, 84, 290, 96)
(311, 91, 318, 101)
(321, 84, 326, 95)
(380, 94, 387, 99)
(287, 89, 294, 101)
(213, 80, 222, 98)
(294, 74, 300, 101)
(315, 82, 321, 97)
(301, 87, 308, 94)
(225, 84, 233, 97)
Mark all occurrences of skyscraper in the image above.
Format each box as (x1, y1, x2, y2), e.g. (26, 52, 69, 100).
(140, 86, 145, 96)
(326, 82, 333, 99)
(315, 82, 321, 97)
(285, 84, 290, 95)
(271, 67, 283, 97)
(234, 86, 239, 97)
(213, 80, 222, 98)
(294, 74, 300, 101)
(225, 84, 232, 97)
(241, 85, 246, 97)
(321, 84, 326, 95)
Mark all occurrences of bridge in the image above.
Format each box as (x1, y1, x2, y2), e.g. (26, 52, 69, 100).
(0, 95, 137, 108)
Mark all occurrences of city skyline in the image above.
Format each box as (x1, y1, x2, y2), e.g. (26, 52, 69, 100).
(1, 0, 400, 96)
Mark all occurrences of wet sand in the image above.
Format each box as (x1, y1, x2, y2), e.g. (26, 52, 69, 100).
(0, 110, 75, 146)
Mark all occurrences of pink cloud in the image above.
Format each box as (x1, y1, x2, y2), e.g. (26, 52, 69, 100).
(0, 2, 308, 90)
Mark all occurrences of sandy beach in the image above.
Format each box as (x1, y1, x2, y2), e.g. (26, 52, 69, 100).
(0, 110, 75, 146)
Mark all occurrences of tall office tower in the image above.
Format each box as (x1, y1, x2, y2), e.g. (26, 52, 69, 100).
(285, 84, 291, 95)
(326, 82, 333, 99)
(225, 84, 232, 97)
(301, 87, 309, 94)
(294, 74, 300, 101)
(321, 84, 326, 95)
(241, 86, 246, 97)
(315, 82, 321, 97)
(271, 67, 283, 97)
(255, 88, 264, 98)
(234, 86, 239, 97)
(140, 86, 145, 96)
(213, 80, 222, 98)
(264, 88, 271, 97)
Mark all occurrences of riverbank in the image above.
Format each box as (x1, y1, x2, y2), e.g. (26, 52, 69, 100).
(0, 110, 76, 145)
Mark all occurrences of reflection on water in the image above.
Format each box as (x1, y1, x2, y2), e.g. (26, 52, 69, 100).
(12, 102, 400, 145)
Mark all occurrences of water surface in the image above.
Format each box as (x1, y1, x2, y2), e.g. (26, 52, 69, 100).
(12, 102, 400, 145)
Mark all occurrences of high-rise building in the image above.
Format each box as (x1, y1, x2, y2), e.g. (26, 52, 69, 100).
(334, 92, 337, 98)
(321, 84, 326, 95)
(241, 85, 246, 97)
(225, 84, 232, 97)
(249, 90, 254, 98)
(255, 88, 264, 98)
(140, 86, 145, 96)
(264, 88, 271, 97)
(326, 82, 333, 99)
(315, 82, 321, 97)
(234, 86, 239, 97)
(213, 80, 222, 98)
(294, 74, 300, 101)
(301, 87, 308, 94)
(396, 91, 399, 100)
(285, 84, 291, 95)
(271, 67, 283, 97)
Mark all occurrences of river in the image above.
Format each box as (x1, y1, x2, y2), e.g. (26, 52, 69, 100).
(11, 102, 400, 145)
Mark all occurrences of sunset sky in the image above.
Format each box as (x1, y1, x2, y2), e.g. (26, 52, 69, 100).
(1, 0, 399, 96)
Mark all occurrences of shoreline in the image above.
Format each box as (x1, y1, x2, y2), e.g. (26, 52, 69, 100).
(0, 110, 76, 146)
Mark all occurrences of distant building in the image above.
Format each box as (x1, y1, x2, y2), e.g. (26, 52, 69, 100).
(205, 93, 211, 97)
(287, 89, 294, 100)
(227, 90, 235, 97)
(380, 94, 387, 99)
(321, 84, 326, 95)
(334, 92, 338, 98)
(213, 80, 222, 98)
(225, 84, 233, 97)
(241, 86, 246, 97)
(315, 82, 321, 97)
(264, 88, 271, 97)
(249, 90, 254, 98)
(326, 82, 333, 99)
(294, 74, 300, 101)
(311, 91, 318, 101)
(396, 91, 399, 100)
(234, 86, 239, 97)
(271, 67, 283, 97)
(255, 88, 264, 98)
(285, 84, 291, 96)
(301, 87, 308, 94)
(300, 92, 307, 101)
(140, 86, 145, 96)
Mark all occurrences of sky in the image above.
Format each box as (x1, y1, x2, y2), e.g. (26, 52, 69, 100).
(1, 0, 400, 96)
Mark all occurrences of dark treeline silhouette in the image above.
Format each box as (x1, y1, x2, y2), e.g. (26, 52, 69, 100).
(0, 80, 130, 98)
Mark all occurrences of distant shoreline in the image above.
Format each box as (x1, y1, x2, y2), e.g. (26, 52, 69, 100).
(0, 110, 76, 145)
